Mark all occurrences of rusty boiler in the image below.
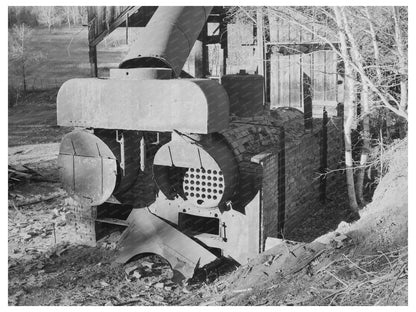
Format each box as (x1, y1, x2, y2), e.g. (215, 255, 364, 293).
(57, 6, 298, 279)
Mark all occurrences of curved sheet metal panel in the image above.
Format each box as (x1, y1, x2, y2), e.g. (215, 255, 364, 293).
(57, 78, 230, 134)
(58, 130, 118, 206)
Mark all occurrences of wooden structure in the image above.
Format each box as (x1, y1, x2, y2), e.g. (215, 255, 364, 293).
(227, 8, 342, 116)
(87, 6, 228, 78)
(87, 7, 342, 116)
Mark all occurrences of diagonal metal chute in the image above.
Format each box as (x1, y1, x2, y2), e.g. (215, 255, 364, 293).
(115, 208, 218, 280)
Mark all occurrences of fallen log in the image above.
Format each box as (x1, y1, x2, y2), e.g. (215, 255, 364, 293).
(9, 193, 64, 207)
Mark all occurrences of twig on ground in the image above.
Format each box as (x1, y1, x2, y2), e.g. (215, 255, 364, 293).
(10, 201, 23, 216)
(324, 270, 348, 288)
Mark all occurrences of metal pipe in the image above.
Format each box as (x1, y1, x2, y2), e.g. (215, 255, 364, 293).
(140, 136, 146, 172)
(119, 6, 212, 77)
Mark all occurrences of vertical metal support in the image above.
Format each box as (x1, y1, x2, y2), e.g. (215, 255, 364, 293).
(116, 130, 125, 176)
(140, 136, 146, 172)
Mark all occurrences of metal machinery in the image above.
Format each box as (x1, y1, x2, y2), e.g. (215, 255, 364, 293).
(57, 6, 293, 279)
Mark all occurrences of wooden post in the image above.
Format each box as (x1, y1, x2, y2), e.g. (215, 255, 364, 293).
(256, 8, 264, 76)
(320, 108, 328, 202)
(125, 13, 129, 44)
(277, 126, 286, 238)
(195, 24, 208, 78)
(89, 46, 98, 77)
(303, 72, 313, 130)
(219, 10, 227, 76)
(87, 7, 98, 77)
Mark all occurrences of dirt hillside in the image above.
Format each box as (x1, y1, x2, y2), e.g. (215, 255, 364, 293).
(8, 137, 408, 306)
(337, 138, 408, 254)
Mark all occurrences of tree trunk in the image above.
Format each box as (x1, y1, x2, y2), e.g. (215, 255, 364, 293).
(66, 9, 71, 29)
(341, 7, 372, 207)
(365, 7, 382, 83)
(356, 83, 370, 205)
(392, 6, 408, 112)
(22, 63, 26, 92)
(334, 6, 359, 212)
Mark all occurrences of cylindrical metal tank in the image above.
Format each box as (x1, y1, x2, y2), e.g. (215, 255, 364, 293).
(153, 132, 239, 209)
(150, 110, 305, 211)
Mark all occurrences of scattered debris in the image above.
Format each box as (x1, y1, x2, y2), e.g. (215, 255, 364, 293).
(100, 281, 110, 287)
(125, 265, 139, 276)
(154, 282, 164, 289)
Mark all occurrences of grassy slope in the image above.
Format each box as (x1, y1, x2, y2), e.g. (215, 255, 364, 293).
(8, 27, 130, 147)
(9, 27, 130, 88)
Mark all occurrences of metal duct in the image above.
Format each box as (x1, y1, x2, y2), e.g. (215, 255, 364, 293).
(119, 6, 212, 77)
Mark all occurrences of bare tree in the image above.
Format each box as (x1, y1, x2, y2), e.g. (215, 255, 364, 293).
(33, 6, 57, 32)
(265, 6, 407, 210)
(64, 6, 72, 29)
(8, 24, 45, 92)
(333, 6, 359, 211)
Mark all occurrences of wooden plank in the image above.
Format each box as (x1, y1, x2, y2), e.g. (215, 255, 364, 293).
(301, 20, 314, 43)
(289, 54, 301, 108)
(96, 217, 129, 227)
(325, 50, 338, 102)
(279, 18, 290, 42)
(279, 55, 291, 107)
(301, 53, 313, 113)
(312, 50, 326, 103)
(289, 20, 302, 43)
(268, 9, 278, 43)
(270, 50, 279, 108)
(90, 6, 141, 47)
(256, 8, 264, 76)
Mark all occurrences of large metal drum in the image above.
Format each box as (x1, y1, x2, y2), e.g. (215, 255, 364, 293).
(152, 132, 238, 209)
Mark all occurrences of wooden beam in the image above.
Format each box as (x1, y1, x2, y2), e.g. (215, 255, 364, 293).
(89, 6, 141, 47)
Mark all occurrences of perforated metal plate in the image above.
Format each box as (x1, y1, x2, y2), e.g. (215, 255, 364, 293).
(183, 168, 224, 208)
